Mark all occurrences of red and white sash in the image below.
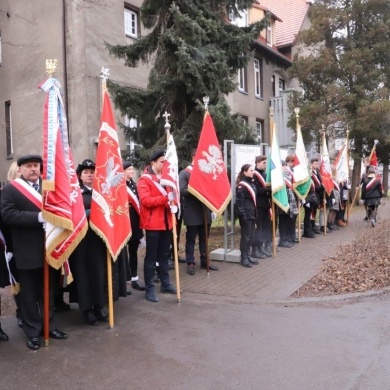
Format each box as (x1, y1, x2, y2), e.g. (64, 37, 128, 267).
(284, 169, 293, 190)
(185, 165, 193, 173)
(142, 174, 168, 196)
(253, 170, 266, 187)
(366, 176, 380, 191)
(333, 180, 340, 192)
(312, 171, 321, 187)
(127, 186, 140, 214)
(238, 181, 256, 207)
(10, 178, 42, 209)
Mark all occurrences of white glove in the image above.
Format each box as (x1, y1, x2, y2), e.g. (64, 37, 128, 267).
(170, 205, 178, 214)
(301, 199, 306, 205)
(331, 199, 336, 205)
(305, 202, 310, 208)
(42, 222, 47, 230)
(211, 212, 217, 222)
(347, 184, 351, 189)
(38, 212, 46, 223)
(5, 252, 13, 262)
(139, 238, 146, 248)
(168, 192, 176, 202)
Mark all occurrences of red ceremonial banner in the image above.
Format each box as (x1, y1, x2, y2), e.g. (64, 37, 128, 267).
(188, 111, 231, 215)
(90, 91, 131, 260)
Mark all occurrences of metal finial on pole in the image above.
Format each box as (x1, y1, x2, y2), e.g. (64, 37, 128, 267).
(100, 66, 110, 93)
(46, 59, 57, 77)
(294, 107, 300, 129)
(203, 96, 210, 111)
(163, 111, 171, 133)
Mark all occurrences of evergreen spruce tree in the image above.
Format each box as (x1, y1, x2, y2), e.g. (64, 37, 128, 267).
(108, 1, 268, 164)
(289, 0, 390, 190)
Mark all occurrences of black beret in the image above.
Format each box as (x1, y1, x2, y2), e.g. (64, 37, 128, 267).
(17, 154, 43, 167)
(76, 159, 95, 174)
(123, 161, 134, 170)
(149, 149, 165, 162)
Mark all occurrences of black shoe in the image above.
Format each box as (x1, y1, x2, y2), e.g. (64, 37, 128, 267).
(302, 231, 315, 238)
(160, 284, 177, 294)
(313, 227, 322, 234)
(145, 290, 159, 302)
(278, 241, 293, 248)
(364, 216, 368, 221)
(131, 280, 146, 291)
(262, 245, 273, 257)
(27, 337, 40, 350)
(293, 238, 300, 243)
(126, 290, 132, 295)
(200, 263, 219, 271)
(53, 301, 71, 312)
(248, 256, 259, 265)
(187, 263, 196, 275)
(16, 315, 23, 328)
(0, 327, 9, 341)
(250, 249, 266, 259)
(83, 310, 98, 326)
(93, 307, 108, 322)
(178, 256, 187, 263)
(240, 259, 252, 268)
(49, 329, 68, 340)
(320, 226, 331, 233)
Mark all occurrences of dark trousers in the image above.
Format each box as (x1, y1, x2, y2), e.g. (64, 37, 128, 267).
(18, 267, 56, 339)
(278, 214, 289, 242)
(303, 206, 312, 232)
(144, 230, 172, 292)
(254, 207, 271, 246)
(239, 218, 255, 254)
(286, 214, 297, 242)
(185, 224, 210, 265)
(127, 240, 140, 280)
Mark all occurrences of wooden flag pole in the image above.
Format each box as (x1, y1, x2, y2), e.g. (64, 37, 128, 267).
(164, 112, 181, 302)
(43, 59, 57, 347)
(101, 67, 115, 328)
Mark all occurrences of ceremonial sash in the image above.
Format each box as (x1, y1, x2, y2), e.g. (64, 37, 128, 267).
(333, 180, 340, 192)
(311, 179, 315, 190)
(142, 174, 168, 197)
(127, 186, 140, 214)
(366, 176, 380, 191)
(253, 170, 266, 188)
(10, 178, 42, 209)
(311, 172, 321, 187)
(238, 181, 256, 207)
(284, 172, 293, 190)
(185, 165, 193, 173)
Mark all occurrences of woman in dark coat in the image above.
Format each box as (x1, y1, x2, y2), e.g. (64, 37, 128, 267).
(69, 159, 108, 326)
(123, 161, 145, 291)
(235, 164, 258, 268)
(361, 167, 382, 227)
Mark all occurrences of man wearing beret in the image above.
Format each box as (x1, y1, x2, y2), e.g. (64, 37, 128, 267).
(1, 155, 68, 350)
(137, 149, 177, 302)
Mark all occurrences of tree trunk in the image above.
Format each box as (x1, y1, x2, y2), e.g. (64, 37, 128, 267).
(383, 164, 389, 197)
(351, 159, 362, 205)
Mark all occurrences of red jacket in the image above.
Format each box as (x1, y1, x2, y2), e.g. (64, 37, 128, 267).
(137, 167, 173, 231)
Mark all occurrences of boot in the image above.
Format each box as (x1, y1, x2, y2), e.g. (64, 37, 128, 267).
(247, 256, 259, 265)
(302, 229, 315, 238)
(240, 252, 252, 268)
(262, 243, 273, 258)
(311, 221, 321, 234)
(250, 246, 266, 259)
(320, 226, 331, 233)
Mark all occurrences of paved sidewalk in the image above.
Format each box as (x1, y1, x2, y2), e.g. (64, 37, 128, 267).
(176, 201, 389, 302)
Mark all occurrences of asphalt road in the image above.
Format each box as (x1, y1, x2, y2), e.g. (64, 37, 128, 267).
(1, 290, 390, 390)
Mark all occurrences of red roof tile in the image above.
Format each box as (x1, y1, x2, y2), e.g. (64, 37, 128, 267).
(258, 0, 311, 48)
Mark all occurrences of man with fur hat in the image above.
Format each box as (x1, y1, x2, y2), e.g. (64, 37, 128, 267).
(1, 155, 68, 350)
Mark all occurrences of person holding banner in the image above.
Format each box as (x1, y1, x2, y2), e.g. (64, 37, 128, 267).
(138, 149, 177, 302)
(235, 164, 259, 268)
(69, 159, 108, 326)
(1, 155, 68, 350)
(123, 161, 145, 291)
(361, 166, 382, 227)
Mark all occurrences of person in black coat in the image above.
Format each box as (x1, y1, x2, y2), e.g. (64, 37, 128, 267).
(235, 164, 258, 268)
(1, 155, 68, 350)
(361, 167, 382, 227)
(179, 149, 218, 276)
(123, 161, 145, 291)
(69, 159, 108, 326)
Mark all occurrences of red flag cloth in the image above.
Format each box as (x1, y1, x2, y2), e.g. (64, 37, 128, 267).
(40, 77, 87, 269)
(188, 111, 232, 215)
(320, 133, 334, 196)
(90, 91, 131, 261)
(369, 150, 378, 167)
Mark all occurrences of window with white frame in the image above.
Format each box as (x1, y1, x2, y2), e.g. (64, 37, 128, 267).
(229, 8, 248, 27)
(255, 119, 263, 141)
(278, 78, 285, 96)
(125, 115, 139, 129)
(254, 58, 263, 98)
(238, 66, 247, 93)
(124, 8, 138, 38)
(266, 25, 272, 46)
(5, 101, 13, 156)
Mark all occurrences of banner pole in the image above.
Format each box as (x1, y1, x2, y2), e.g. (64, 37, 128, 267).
(106, 249, 114, 328)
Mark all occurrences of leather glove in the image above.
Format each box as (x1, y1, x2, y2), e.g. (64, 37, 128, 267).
(168, 192, 176, 202)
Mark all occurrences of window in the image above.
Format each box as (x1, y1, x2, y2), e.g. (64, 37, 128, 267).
(255, 119, 263, 141)
(266, 25, 272, 46)
(238, 67, 247, 93)
(125, 115, 139, 129)
(124, 8, 138, 38)
(254, 59, 263, 98)
(5, 101, 13, 157)
(278, 78, 285, 96)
